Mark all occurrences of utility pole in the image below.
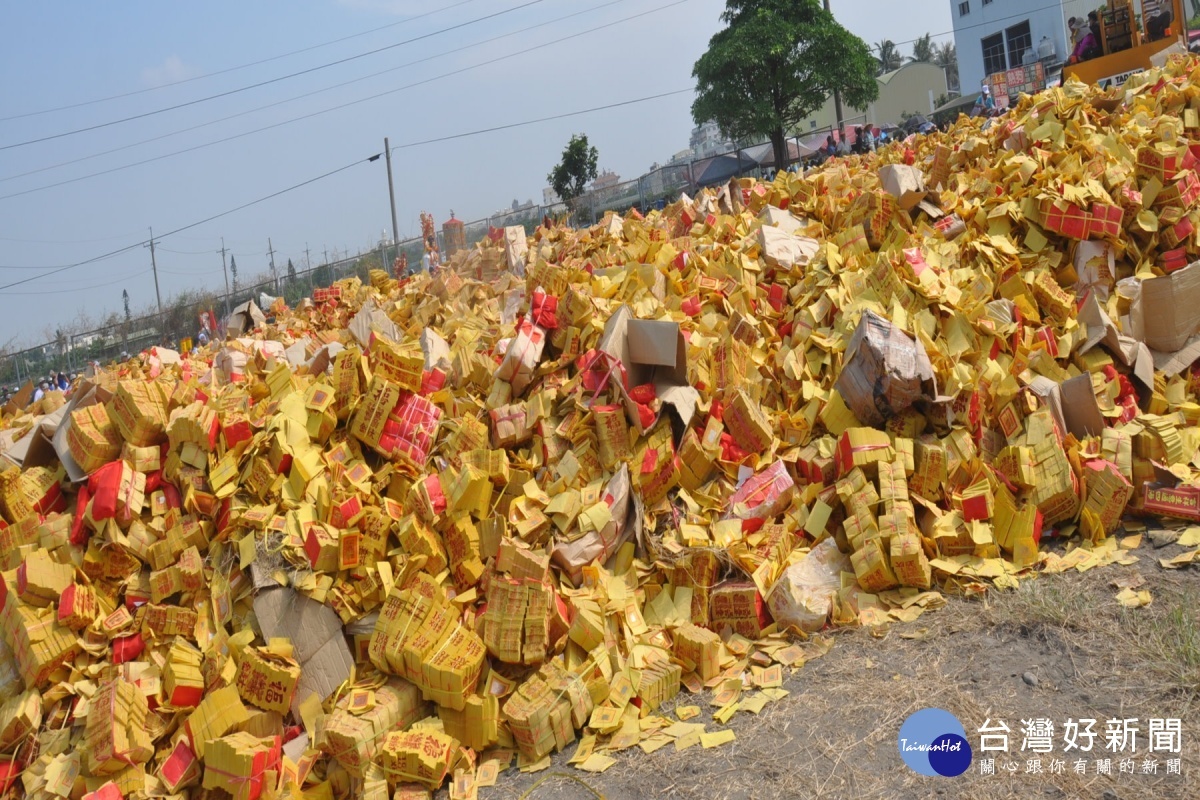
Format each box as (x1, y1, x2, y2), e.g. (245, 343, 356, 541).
(304, 243, 311, 270)
(219, 237, 231, 317)
(384, 137, 399, 275)
(144, 226, 163, 319)
(267, 238, 278, 294)
(823, 0, 846, 137)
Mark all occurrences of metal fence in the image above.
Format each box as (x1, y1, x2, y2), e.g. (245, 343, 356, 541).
(0, 122, 880, 386)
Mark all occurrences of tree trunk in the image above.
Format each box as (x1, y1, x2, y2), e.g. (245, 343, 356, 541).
(770, 129, 789, 174)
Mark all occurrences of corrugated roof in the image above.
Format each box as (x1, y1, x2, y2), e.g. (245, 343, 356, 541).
(878, 61, 941, 85)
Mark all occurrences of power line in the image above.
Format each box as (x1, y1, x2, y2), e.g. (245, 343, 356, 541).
(0, 0, 690, 201)
(389, 88, 693, 153)
(0, 0, 548, 152)
(0, 154, 378, 292)
(0, 84, 695, 287)
(3, 268, 153, 296)
(0, 230, 146, 245)
(0, 0, 485, 123)
(0, 0, 633, 186)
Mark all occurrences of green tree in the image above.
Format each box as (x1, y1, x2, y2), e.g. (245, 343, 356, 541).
(692, 0, 878, 172)
(229, 255, 239, 291)
(934, 41, 959, 93)
(547, 134, 599, 218)
(287, 258, 297, 283)
(122, 290, 131, 324)
(909, 33, 934, 63)
(876, 39, 903, 74)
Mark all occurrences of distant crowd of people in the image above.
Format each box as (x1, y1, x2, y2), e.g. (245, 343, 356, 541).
(1, 370, 77, 409)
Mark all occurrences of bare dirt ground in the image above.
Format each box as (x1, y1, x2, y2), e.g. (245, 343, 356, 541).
(481, 533, 1200, 800)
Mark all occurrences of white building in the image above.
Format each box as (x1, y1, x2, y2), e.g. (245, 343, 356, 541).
(689, 121, 733, 159)
(542, 186, 561, 206)
(951, 0, 1088, 94)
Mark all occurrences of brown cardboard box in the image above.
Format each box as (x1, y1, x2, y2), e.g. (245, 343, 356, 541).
(1132, 260, 1200, 352)
(835, 311, 936, 427)
(596, 305, 699, 435)
(253, 589, 354, 718)
(878, 164, 927, 210)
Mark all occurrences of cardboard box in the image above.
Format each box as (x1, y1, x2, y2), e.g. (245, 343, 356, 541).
(1132, 260, 1200, 352)
(253, 589, 354, 718)
(836, 311, 936, 427)
(878, 164, 927, 210)
(596, 305, 699, 435)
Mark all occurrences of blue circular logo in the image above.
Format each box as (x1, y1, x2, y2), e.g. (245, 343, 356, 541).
(898, 709, 973, 777)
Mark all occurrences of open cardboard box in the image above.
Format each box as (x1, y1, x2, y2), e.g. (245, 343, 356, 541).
(1130, 260, 1200, 352)
(253, 587, 354, 719)
(597, 305, 699, 437)
(51, 377, 116, 483)
(2, 406, 67, 469)
(226, 300, 267, 338)
(1027, 374, 1105, 440)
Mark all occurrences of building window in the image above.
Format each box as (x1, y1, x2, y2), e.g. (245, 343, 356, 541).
(982, 32, 1006, 75)
(959, 1, 970, 15)
(983, 0, 992, 4)
(1006, 21, 1033, 67)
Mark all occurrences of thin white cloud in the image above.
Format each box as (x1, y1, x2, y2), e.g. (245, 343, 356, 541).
(140, 55, 197, 88)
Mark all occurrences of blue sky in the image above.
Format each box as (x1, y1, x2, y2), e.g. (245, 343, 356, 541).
(0, 0, 950, 346)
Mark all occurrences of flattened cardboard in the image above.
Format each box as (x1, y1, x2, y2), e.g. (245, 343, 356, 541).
(1151, 335, 1200, 377)
(252, 588, 353, 717)
(306, 343, 345, 376)
(348, 300, 400, 347)
(1057, 374, 1105, 439)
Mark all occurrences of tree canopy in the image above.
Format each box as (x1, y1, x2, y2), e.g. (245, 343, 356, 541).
(876, 39, 903, 74)
(692, 0, 878, 171)
(933, 41, 959, 93)
(547, 134, 598, 214)
(909, 33, 934, 63)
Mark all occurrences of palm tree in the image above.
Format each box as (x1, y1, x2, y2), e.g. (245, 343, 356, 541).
(934, 41, 959, 94)
(909, 33, 934, 63)
(875, 40, 903, 75)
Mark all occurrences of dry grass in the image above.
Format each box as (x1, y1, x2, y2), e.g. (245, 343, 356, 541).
(487, 543, 1200, 800)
